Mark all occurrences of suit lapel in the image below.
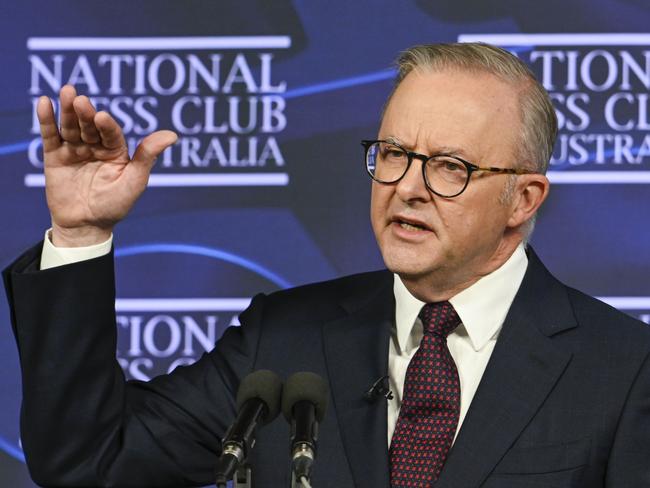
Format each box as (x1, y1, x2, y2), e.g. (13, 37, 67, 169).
(323, 272, 394, 488)
(436, 249, 577, 488)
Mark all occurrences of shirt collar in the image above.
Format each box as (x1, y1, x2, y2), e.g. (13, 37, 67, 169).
(393, 244, 528, 353)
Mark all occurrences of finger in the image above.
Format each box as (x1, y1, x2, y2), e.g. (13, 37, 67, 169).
(126, 131, 178, 192)
(73, 96, 100, 144)
(130, 130, 178, 175)
(95, 111, 126, 150)
(36, 96, 62, 152)
(59, 85, 81, 142)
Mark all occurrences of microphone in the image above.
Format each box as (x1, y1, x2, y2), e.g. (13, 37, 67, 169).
(281, 372, 329, 486)
(364, 375, 394, 403)
(215, 369, 283, 488)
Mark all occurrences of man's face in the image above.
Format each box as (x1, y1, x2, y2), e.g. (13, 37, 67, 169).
(370, 69, 524, 291)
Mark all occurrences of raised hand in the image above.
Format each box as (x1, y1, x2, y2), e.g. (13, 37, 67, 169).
(38, 85, 177, 247)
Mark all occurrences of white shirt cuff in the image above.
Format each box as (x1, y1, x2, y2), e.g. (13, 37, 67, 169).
(40, 229, 113, 270)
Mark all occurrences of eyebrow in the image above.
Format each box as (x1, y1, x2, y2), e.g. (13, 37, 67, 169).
(383, 135, 471, 159)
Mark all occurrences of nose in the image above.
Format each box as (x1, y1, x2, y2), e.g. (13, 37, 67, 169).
(394, 157, 431, 203)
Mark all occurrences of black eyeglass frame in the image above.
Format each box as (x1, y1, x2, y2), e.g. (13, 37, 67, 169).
(361, 139, 538, 198)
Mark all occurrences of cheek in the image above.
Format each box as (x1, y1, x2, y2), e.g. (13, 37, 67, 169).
(370, 184, 391, 230)
(436, 201, 492, 247)
(455, 203, 508, 246)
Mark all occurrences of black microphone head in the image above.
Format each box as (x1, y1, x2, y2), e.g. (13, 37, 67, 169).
(235, 369, 283, 425)
(282, 372, 329, 422)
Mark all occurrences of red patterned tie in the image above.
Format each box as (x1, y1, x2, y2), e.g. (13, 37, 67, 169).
(389, 301, 461, 487)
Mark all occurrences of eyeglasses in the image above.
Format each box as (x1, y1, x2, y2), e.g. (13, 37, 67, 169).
(361, 140, 537, 198)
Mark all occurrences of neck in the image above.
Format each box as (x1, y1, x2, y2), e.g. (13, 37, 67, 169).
(400, 236, 523, 303)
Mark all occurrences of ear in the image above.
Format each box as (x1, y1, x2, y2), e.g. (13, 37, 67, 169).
(506, 174, 550, 229)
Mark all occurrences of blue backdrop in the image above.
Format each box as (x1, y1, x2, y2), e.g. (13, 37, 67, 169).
(1, 1, 650, 485)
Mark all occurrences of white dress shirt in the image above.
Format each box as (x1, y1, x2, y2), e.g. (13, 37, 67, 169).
(40, 229, 113, 270)
(40, 231, 528, 448)
(388, 245, 528, 446)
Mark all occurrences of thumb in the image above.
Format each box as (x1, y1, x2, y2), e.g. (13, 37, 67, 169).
(131, 130, 178, 170)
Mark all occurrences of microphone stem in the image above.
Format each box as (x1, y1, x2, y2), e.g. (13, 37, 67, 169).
(214, 400, 266, 484)
(300, 476, 313, 488)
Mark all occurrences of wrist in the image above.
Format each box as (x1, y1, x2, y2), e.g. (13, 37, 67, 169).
(50, 223, 113, 247)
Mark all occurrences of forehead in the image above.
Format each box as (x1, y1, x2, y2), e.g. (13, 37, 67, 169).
(380, 69, 521, 161)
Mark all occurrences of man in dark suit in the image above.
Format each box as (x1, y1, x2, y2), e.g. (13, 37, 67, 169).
(4, 43, 650, 487)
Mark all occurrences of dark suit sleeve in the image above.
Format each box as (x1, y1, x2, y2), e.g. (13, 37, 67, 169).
(605, 349, 650, 487)
(2, 242, 265, 487)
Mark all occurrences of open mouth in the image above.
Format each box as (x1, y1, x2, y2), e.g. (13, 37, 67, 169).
(399, 221, 427, 231)
(393, 216, 430, 232)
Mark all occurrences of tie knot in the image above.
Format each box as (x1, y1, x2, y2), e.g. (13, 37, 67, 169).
(418, 301, 460, 338)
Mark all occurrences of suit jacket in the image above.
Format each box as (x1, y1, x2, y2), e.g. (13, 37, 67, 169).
(3, 242, 650, 488)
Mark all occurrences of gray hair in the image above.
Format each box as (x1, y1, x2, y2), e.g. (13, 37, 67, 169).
(387, 42, 558, 174)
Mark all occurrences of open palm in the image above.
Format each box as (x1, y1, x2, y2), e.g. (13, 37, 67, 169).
(39, 85, 177, 246)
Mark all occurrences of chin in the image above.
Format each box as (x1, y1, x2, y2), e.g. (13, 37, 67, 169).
(381, 251, 436, 279)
